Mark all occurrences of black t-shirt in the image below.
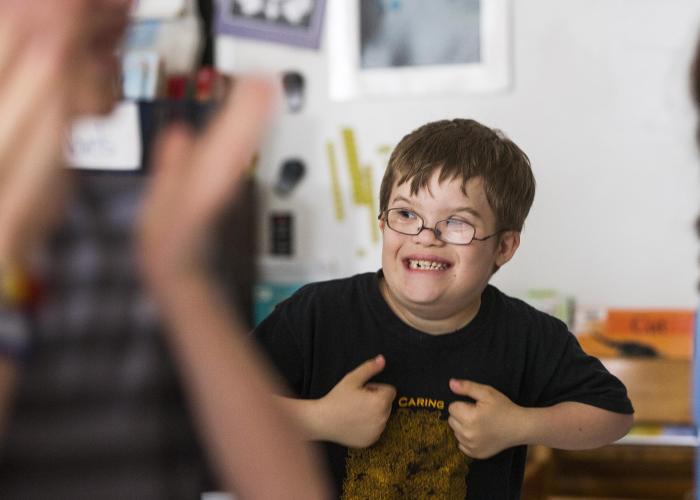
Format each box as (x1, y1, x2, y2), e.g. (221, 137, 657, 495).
(254, 271, 633, 500)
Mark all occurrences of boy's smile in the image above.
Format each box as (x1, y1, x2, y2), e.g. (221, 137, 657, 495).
(405, 256, 450, 271)
(379, 173, 520, 334)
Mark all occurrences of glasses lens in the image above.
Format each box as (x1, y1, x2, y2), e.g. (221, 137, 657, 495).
(386, 209, 422, 235)
(435, 219, 475, 245)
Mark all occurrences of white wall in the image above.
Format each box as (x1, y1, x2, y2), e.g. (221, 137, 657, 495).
(217, 0, 700, 308)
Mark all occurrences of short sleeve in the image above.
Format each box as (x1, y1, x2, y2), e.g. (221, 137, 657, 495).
(534, 327, 633, 414)
(252, 299, 306, 396)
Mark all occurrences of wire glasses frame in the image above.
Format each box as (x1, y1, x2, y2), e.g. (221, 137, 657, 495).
(378, 208, 501, 246)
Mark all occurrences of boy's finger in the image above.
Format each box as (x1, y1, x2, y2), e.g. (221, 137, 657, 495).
(448, 417, 472, 446)
(447, 402, 474, 423)
(449, 379, 490, 400)
(365, 383, 396, 401)
(344, 355, 386, 387)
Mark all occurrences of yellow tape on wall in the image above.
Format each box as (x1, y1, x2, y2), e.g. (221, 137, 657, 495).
(361, 165, 379, 243)
(342, 128, 365, 204)
(326, 141, 345, 221)
(327, 128, 381, 247)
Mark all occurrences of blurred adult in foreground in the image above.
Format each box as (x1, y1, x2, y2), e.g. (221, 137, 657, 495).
(0, 1, 329, 498)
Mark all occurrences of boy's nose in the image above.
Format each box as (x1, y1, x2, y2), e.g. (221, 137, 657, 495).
(412, 226, 445, 246)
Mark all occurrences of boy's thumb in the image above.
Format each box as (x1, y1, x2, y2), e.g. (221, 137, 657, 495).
(345, 355, 386, 386)
(449, 379, 487, 400)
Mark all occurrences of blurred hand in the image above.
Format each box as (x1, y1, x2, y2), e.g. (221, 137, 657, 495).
(447, 379, 526, 459)
(0, 0, 94, 267)
(138, 77, 276, 290)
(318, 355, 396, 448)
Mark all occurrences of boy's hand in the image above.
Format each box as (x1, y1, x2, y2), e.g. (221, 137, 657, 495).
(318, 355, 396, 448)
(447, 379, 526, 459)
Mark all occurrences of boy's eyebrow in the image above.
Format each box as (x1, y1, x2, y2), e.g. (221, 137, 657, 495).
(390, 196, 483, 219)
(390, 195, 414, 206)
(453, 207, 483, 219)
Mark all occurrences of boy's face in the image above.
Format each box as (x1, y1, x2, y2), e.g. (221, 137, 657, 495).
(379, 172, 519, 326)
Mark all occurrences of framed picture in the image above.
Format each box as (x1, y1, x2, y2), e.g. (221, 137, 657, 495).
(329, 0, 510, 100)
(215, 0, 326, 49)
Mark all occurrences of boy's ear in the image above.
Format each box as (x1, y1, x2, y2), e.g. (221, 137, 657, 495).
(378, 218, 385, 231)
(494, 231, 520, 267)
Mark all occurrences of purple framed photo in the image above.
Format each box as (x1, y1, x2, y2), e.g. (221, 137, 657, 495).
(215, 0, 326, 50)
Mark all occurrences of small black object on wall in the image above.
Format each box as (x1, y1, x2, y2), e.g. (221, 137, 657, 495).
(281, 71, 305, 113)
(269, 212, 294, 256)
(274, 158, 306, 197)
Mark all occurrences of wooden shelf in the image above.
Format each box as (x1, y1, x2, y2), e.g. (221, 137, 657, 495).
(600, 357, 691, 425)
(548, 444, 695, 499)
(523, 357, 696, 499)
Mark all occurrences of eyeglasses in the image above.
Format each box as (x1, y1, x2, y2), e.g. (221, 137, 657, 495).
(379, 208, 500, 246)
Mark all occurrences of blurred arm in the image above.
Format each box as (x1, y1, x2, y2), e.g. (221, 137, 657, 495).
(152, 273, 330, 500)
(139, 77, 330, 500)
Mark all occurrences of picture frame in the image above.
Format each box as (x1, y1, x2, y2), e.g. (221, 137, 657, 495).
(215, 0, 326, 50)
(328, 0, 511, 100)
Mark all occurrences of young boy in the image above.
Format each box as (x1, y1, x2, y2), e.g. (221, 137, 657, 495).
(254, 118, 633, 499)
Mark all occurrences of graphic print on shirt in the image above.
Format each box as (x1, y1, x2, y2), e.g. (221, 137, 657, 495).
(342, 399, 472, 499)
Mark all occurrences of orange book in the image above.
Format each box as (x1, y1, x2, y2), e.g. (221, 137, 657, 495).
(599, 310, 695, 360)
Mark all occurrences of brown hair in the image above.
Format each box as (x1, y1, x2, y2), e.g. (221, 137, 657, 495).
(379, 119, 536, 232)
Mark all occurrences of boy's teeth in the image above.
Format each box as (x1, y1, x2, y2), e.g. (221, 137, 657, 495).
(409, 259, 447, 270)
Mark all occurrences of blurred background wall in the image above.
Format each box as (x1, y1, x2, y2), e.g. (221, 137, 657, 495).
(217, 0, 700, 308)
